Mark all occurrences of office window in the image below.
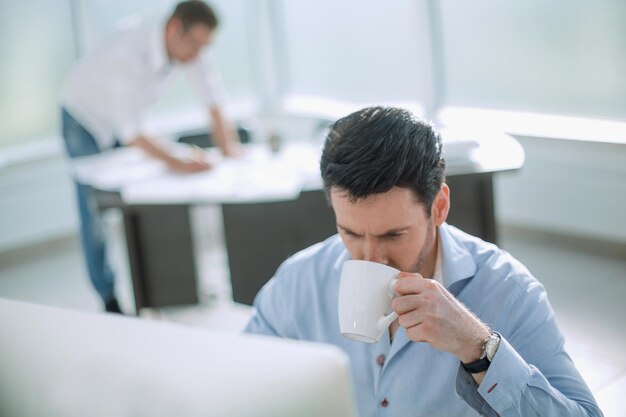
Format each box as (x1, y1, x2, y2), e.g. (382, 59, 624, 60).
(208, 0, 255, 103)
(0, 0, 75, 148)
(281, 0, 429, 104)
(438, 0, 626, 119)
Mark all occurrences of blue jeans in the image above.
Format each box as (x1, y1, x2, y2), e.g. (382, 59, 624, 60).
(61, 108, 116, 303)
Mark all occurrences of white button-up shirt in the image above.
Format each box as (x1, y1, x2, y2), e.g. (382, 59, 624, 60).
(61, 15, 225, 149)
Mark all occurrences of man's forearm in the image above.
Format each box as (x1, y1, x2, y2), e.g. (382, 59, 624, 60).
(129, 135, 179, 168)
(209, 106, 240, 156)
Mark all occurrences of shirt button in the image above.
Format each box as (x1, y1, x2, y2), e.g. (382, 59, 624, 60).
(376, 354, 385, 366)
(381, 398, 389, 408)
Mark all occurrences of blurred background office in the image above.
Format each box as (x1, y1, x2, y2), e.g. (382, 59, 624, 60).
(0, 0, 624, 415)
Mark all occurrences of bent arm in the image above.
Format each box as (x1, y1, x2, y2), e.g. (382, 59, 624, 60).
(457, 337, 603, 417)
(209, 106, 242, 157)
(456, 280, 603, 417)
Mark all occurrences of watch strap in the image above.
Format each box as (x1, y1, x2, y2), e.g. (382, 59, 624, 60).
(461, 332, 500, 374)
(461, 356, 491, 374)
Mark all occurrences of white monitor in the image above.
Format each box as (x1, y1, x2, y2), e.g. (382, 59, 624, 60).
(0, 299, 357, 417)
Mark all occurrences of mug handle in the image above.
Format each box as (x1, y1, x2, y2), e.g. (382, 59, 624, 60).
(377, 278, 400, 331)
(377, 311, 398, 331)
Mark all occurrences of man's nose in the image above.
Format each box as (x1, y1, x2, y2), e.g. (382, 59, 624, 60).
(363, 238, 386, 264)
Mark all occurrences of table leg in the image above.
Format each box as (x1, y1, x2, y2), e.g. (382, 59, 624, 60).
(122, 204, 199, 313)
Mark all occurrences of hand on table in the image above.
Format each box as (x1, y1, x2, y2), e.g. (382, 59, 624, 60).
(168, 149, 213, 173)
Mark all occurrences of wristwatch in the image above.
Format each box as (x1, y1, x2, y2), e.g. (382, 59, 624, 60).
(461, 332, 501, 374)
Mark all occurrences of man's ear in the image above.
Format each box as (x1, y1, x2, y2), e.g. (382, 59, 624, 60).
(432, 183, 450, 226)
(166, 17, 183, 35)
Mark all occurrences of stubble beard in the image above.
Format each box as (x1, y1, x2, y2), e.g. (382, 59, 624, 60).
(410, 220, 437, 276)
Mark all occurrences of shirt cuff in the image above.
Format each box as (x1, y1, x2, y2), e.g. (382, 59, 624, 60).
(477, 335, 532, 413)
(456, 365, 484, 410)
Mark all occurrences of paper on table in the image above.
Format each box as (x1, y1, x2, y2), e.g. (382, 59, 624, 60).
(121, 142, 323, 204)
(71, 147, 168, 191)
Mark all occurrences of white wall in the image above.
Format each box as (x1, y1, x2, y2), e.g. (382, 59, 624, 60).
(0, 139, 78, 253)
(496, 136, 626, 244)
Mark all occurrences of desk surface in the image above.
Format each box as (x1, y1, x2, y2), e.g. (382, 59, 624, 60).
(72, 131, 524, 205)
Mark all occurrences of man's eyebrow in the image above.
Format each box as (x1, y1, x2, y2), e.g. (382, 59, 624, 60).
(337, 224, 411, 237)
(375, 227, 411, 237)
(336, 224, 358, 235)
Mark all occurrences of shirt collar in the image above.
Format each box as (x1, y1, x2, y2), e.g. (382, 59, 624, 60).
(438, 222, 477, 288)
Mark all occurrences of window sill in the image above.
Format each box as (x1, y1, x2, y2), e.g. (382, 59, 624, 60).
(438, 106, 626, 145)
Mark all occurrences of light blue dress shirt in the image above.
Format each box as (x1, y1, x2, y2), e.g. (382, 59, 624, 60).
(244, 223, 602, 417)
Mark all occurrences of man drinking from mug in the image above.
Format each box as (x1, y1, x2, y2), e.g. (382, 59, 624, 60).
(244, 106, 602, 417)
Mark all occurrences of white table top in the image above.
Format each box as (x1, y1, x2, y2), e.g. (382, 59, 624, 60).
(440, 127, 525, 176)
(71, 132, 523, 205)
(72, 141, 323, 204)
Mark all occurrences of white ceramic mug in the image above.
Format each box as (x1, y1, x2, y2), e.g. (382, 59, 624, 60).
(338, 260, 399, 343)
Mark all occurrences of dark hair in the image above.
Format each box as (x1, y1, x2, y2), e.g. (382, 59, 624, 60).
(171, 1, 219, 30)
(320, 106, 446, 214)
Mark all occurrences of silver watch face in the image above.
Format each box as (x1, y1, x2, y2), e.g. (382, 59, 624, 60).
(485, 333, 501, 361)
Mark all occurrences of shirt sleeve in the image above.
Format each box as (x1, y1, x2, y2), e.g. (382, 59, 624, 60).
(455, 278, 604, 417)
(184, 53, 227, 108)
(243, 284, 283, 337)
(243, 268, 299, 339)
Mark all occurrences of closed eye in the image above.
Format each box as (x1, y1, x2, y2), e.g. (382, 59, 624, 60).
(382, 232, 404, 240)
